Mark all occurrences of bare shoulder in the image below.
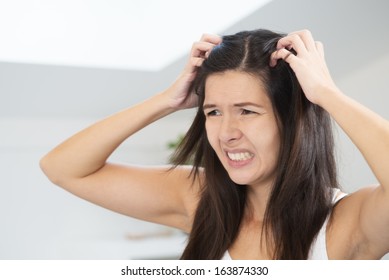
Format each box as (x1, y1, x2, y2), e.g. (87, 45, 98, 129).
(327, 185, 382, 259)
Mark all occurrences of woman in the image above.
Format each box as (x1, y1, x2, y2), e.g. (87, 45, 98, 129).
(40, 29, 389, 259)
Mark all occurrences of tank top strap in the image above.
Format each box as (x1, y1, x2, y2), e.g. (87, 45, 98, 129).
(309, 188, 348, 259)
(332, 188, 348, 204)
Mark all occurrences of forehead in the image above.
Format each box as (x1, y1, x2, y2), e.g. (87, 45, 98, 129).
(204, 70, 270, 105)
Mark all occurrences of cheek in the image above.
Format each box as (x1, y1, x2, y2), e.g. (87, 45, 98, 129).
(265, 131, 280, 165)
(205, 121, 226, 159)
(250, 124, 280, 156)
(205, 122, 217, 147)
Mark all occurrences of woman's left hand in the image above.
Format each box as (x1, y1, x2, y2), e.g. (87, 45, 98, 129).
(270, 30, 340, 106)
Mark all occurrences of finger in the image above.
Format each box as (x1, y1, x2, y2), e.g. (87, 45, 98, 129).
(191, 41, 219, 58)
(190, 57, 205, 68)
(200, 33, 222, 45)
(184, 56, 205, 73)
(276, 33, 309, 56)
(270, 48, 295, 67)
(199, 34, 222, 58)
(289, 30, 316, 51)
(186, 34, 222, 71)
(315, 41, 325, 59)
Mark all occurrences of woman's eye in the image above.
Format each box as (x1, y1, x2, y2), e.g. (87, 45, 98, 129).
(241, 109, 255, 115)
(206, 110, 221, 116)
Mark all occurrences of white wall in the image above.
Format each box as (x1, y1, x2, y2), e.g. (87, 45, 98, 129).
(336, 52, 389, 194)
(0, 113, 193, 259)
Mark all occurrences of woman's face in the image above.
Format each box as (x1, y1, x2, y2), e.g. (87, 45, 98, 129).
(203, 70, 280, 189)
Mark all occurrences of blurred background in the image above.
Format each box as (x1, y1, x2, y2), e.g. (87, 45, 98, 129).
(0, 0, 388, 259)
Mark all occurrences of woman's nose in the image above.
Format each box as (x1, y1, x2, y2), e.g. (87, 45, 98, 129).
(218, 117, 242, 143)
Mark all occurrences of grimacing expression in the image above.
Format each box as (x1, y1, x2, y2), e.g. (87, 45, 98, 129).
(203, 70, 280, 189)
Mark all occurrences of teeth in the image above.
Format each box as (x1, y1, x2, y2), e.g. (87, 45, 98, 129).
(227, 152, 253, 161)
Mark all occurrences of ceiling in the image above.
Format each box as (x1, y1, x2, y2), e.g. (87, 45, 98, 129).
(0, 0, 271, 71)
(1, 0, 388, 119)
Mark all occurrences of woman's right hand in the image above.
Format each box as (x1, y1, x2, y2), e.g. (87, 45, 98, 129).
(164, 33, 222, 110)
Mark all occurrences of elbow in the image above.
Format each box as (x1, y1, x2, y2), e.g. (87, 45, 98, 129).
(39, 154, 64, 186)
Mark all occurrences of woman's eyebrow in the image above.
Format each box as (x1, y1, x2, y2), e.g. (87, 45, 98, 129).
(202, 104, 216, 110)
(203, 102, 265, 110)
(234, 102, 264, 108)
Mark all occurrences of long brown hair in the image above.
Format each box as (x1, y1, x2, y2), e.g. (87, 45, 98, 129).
(171, 29, 338, 259)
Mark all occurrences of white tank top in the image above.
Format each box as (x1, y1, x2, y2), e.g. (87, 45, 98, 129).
(221, 188, 347, 260)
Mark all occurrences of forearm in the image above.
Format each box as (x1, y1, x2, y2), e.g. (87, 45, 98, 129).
(321, 88, 389, 190)
(40, 92, 176, 183)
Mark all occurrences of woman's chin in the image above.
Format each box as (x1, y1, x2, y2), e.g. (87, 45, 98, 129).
(229, 175, 251, 186)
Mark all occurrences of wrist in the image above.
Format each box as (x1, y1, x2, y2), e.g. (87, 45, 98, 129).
(148, 91, 179, 118)
(314, 85, 344, 110)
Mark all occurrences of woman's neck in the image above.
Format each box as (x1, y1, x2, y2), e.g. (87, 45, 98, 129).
(245, 183, 272, 222)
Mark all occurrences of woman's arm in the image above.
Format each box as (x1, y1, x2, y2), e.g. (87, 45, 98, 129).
(317, 89, 389, 258)
(271, 30, 389, 258)
(40, 93, 196, 231)
(40, 34, 221, 232)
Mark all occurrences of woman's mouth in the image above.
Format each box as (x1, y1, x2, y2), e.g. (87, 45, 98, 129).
(227, 152, 254, 162)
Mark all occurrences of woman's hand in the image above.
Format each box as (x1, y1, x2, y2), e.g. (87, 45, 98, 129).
(164, 33, 222, 110)
(270, 30, 340, 106)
